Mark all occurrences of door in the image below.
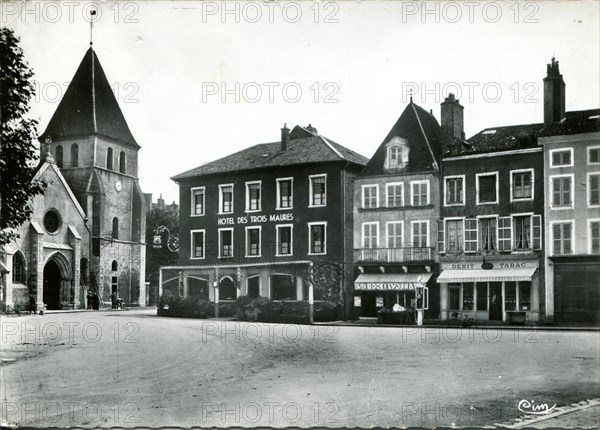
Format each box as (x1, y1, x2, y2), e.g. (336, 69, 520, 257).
(247, 276, 260, 298)
(43, 260, 61, 310)
(361, 292, 377, 317)
(489, 282, 502, 321)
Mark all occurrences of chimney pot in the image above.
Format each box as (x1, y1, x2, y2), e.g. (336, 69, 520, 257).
(543, 57, 566, 126)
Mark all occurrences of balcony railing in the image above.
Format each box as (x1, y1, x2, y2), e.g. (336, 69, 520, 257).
(354, 246, 435, 263)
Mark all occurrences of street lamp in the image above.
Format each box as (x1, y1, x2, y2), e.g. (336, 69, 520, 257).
(153, 226, 179, 253)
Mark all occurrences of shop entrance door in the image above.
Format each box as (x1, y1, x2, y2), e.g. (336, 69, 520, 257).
(361, 293, 377, 317)
(489, 282, 502, 321)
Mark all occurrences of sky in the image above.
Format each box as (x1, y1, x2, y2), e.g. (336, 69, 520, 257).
(4, 0, 600, 204)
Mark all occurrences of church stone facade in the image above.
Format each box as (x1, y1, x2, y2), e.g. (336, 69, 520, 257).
(0, 46, 146, 310)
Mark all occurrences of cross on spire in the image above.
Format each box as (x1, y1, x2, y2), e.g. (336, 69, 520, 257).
(89, 8, 98, 46)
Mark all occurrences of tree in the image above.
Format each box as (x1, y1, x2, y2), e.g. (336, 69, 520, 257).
(0, 28, 46, 246)
(145, 206, 179, 305)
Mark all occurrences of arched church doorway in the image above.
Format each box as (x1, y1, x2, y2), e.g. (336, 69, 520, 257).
(43, 260, 62, 310)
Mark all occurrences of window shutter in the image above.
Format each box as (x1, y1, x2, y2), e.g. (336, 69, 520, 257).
(437, 220, 445, 253)
(464, 218, 478, 253)
(532, 215, 542, 250)
(498, 217, 512, 251)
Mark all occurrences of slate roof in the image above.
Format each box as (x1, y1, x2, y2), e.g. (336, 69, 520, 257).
(171, 125, 368, 181)
(39, 48, 139, 148)
(459, 122, 545, 156)
(447, 108, 600, 158)
(538, 109, 600, 137)
(359, 101, 441, 177)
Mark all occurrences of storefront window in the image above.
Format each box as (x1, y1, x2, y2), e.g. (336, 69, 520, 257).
(462, 283, 474, 310)
(519, 281, 531, 311)
(476, 283, 488, 311)
(449, 284, 460, 310)
(505, 281, 517, 311)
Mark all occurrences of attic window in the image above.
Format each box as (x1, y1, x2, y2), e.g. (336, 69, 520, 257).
(589, 115, 600, 120)
(384, 136, 409, 170)
(482, 130, 497, 135)
(262, 153, 270, 157)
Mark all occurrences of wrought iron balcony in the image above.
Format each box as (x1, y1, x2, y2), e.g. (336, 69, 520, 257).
(354, 246, 435, 263)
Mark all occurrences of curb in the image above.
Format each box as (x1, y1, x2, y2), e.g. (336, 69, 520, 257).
(311, 321, 600, 331)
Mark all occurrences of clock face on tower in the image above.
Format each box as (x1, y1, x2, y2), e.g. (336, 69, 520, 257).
(115, 180, 122, 192)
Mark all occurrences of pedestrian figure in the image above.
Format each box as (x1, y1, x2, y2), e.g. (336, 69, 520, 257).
(28, 294, 36, 314)
(92, 292, 100, 310)
(87, 290, 93, 310)
(110, 292, 117, 309)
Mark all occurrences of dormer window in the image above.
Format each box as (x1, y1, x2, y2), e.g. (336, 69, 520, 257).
(384, 137, 409, 170)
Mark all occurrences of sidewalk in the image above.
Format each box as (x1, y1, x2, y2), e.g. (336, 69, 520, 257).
(313, 320, 600, 331)
(0, 306, 157, 318)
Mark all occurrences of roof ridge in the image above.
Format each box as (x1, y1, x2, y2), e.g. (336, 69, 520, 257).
(411, 103, 438, 170)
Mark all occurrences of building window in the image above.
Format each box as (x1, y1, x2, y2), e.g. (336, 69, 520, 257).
(589, 173, 600, 206)
(362, 222, 379, 249)
(112, 217, 119, 239)
(276, 224, 293, 256)
(590, 221, 600, 254)
(505, 281, 517, 311)
(411, 180, 429, 206)
(276, 178, 293, 209)
(219, 277, 237, 300)
(119, 151, 126, 174)
(445, 219, 463, 253)
(550, 148, 573, 167)
(112, 260, 118, 271)
(191, 187, 205, 216)
(80, 258, 88, 286)
(386, 183, 403, 207)
(462, 283, 474, 310)
(445, 176, 464, 206)
(71, 144, 79, 167)
(449, 284, 461, 310)
(551, 175, 572, 207)
(107, 147, 113, 170)
(362, 185, 378, 209)
(552, 222, 572, 255)
(219, 184, 233, 214)
(245, 227, 261, 257)
(246, 181, 261, 211)
(513, 215, 531, 250)
(384, 137, 409, 170)
(309, 174, 327, 207)
(43, 209, 61, 234)
(386, 221, 403, 248)
(479, 217, 497, 252)
(476, 172, 498, 205)
(55, 145, 63, 168)
(219, 229, 234, 258)
(519, 281, 531, 311)
(191, 230, 205, 259)
(309, 222, 327, 255)
(511, 169, 533, 201)
(12, 252, 26, 284)
(272, 274, 296, 301)
(588, 146, 600, 165)
(412, 220, 428, 248)
(476, 283, 488, 311)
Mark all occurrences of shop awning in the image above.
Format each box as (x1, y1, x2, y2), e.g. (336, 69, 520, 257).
(436, 267, 536, 283)
(354, 273, 432, 291)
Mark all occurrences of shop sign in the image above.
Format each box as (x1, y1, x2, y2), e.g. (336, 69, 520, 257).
(355, 282, 417, 291)
(376, 296, 384, 307)
(443, 260, 538, 270)
(354, 296, 361, 307)
(218, 212, 294, 225)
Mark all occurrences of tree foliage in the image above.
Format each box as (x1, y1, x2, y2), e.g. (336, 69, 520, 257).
(0, 28, 46, 245)
(145, 206, 179, 302)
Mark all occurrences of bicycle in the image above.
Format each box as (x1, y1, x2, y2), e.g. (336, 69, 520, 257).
(447, 312, 477, 328)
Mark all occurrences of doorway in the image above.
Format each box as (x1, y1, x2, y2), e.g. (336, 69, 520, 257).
(43, 260, 62, 310)
(361, 292, 377, 317)
(489, 282, 502, 321)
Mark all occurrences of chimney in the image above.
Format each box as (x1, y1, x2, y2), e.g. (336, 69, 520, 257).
(441, 93, 465, 153)
(281, 123, 289, 151)
(544, 57, 566, 126)
(305, 124, 318, 134)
